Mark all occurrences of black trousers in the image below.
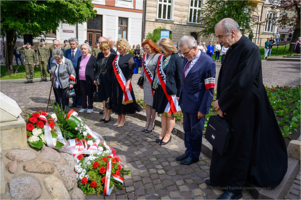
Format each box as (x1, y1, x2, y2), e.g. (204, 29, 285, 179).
(79, 80, 93, 109)
(53, 87, 69, 110)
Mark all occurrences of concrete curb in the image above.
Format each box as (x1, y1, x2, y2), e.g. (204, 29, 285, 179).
(0, 78, 44, 83)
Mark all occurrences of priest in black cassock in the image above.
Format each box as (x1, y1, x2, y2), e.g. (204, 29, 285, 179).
(207, 18, 288, 200)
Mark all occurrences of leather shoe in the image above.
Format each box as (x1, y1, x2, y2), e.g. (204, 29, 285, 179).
(99, 110, 104, 114)
(160, 135, 172, 145)
(155, 138, 162, 143)
(180, 157, 199, 165)
(141, 129, 147, 132)
(104, 117, 111, 123)
(205, 179, 218, 187)
(24, 81, 31, 84)
(100, 118, 105, 122)
(176, 153, 189, 161)
(217, 191, 242, 200)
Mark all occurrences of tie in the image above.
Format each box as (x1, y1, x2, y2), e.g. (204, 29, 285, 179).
(72, 50, 74, 59)
(182, 60, 192, 81)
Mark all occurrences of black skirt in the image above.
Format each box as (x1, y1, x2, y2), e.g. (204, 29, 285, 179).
(152, 85, 169, 115)
(295, 44, 300, 54)
(98, 73, 111, 102)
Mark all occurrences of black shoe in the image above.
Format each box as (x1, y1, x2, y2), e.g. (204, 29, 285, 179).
(99, 110, 104, 114)
(180, 157, 199, 165)
(100, 118, 105, 122)
(141, 129, 147, 132)
(24, 81, 30, 84)
(30, 80, 34, 83)
(145, 129, 152, 133)
(40, 79, 44, 82)
(217, 191, 242, 200)
(44, 78, 47, 82)
(176, 153, 189, 161)
(205, 179, 218, 187)
(155, 138, 162, 143)
(104, 117, 111, 123)
(160, 136, 172, 145)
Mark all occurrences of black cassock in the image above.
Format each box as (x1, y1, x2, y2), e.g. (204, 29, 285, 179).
(210, 35, 287, 188)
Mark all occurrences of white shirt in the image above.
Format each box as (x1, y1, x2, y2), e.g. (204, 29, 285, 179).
(221, 46, 229, 55)
(185, 50, 201, 77)
(215, 44, 221, 51)
(52, 57, 66, 88)
(71, 48, 77, 56)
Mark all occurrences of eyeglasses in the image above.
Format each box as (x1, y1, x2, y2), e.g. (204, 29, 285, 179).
(53, 44, 61, 46)
(182, 48, 193, 55)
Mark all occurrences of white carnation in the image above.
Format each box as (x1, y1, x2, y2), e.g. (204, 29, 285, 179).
(79, 173, 85, 179)
(82, 169, 86, 175)
(83, 131, 87, 136)
(85, 175, 89, 180)
(40, 134, 47, 143)
(51, 113, 57, 121)
(28, 136, 40, 143)
(52, 138, 57, 146)
(75, 166, 83, 173)
(98, 146, 103, 152)
(32, 128, 42, 136)
(87, 140, 94, 146)
(87, 161, 91, 166)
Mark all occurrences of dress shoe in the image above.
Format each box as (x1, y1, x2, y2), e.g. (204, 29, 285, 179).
(24, 81, 31, 84)
(30, 80, 34, 83)
(100, 118, 105, 122)
(141, 129, 147, 132)
(160, 135, 172, 145)
(44, 78, 48, 81)
(118, 122, 125, 127)
(217, 191, 242, 200)
(180, 157, 199, 165)
(79, 108, 87, 113)
(145, 129, 152, 133)
(155, 138, 162, 143)
(113, 122, 119, 126)
(104, 117, 111, 123)
(205, 179, 218, 187)
(40, 79, 44, 82)
(176, 153, 189, 161)
(99, 110, 104, 114)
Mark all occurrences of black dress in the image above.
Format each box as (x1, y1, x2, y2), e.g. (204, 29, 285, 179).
(152, 67, 169, 115)
(111, 54, 142, 115)
(94, 54, 115, 102)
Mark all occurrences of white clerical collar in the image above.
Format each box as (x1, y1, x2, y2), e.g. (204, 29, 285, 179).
(52, 56, 65, 65)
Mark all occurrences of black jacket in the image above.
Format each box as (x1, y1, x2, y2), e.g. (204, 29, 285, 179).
(94, 54, 115, 83)
(96, 48, 116, 62)
(76, 55, 97, 96)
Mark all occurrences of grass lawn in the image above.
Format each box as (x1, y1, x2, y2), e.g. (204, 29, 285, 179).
(0, 65, 50, 80)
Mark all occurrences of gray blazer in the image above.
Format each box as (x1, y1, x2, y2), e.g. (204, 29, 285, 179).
(50, 57, 76, 89)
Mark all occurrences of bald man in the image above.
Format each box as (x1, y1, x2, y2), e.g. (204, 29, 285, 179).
(206, 18, 287, 200)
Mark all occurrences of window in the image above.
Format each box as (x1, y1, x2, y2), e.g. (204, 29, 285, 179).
(87, 15, 102, 30)
(118, 18, 128, 39)
(46, 29, 56, 35)
(188, 0, 203, 23)
(115, 0, 133, 8)
(264, 12, 277, 32)
(157, 0, 172, 20)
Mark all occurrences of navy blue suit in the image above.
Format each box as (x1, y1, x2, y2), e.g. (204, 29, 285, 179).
(65, 48, 82, 106)
(180, 51, 216, 159)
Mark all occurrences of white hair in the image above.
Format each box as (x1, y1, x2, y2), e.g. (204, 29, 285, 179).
(53, 39, 60, 44)
(79, 43, 91, 52)
(68, 38, 79, 44)
(215, 18, 241, 35)
(179, 35, 197, 48)
(52, 49, 64, 58)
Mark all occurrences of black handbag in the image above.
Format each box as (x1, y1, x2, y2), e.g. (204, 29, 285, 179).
(65, 89, 76, 98)
(105, 97, 112, 110)
(205, 115, 233, 155)
(137, 76, 144, 86)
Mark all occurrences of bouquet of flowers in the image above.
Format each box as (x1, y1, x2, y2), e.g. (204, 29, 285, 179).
(26, 110, 64, 149)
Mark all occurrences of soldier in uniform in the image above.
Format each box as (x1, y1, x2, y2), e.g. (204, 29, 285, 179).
(91, 41, 101, 58)
(17, 42, 36, 84)
(85, 40, 89, 45)
(62, 40, 70, 51)
(36, 39, 50, 82)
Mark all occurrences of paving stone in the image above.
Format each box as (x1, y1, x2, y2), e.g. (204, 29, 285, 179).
(125, 180, 133, 187)
(155, 183, 164, 190)
(145, 183, 153, 189)
(142, 178, 152, 184)
(286, 193, 298, 199)
(170, 191, 181, 198)
(289, 188, 300, 196)
(181, 191, 193, 198)
(185, 179, 194, 184)
(179, 185, 190, 192)
(151, 174, 159, 179)
(158, 170, 165, 174)
(162, 180, 174, 187)
(152, 179, 161, 185)
(146, 188, 156, 194)
(135, 188, 146, 196)
(176, 180, 185, 186)
(133, 176, 142, 182)
(167, 185, 178, 192)
(134, 181, 143, 188)
(192, 188, 204, 196)
(126, 186, 134, 192)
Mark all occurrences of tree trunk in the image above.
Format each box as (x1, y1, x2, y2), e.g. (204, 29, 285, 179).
(5, 30, 16, 74)
(289, 4, 300, 51)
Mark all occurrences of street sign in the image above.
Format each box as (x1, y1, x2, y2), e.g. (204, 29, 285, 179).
(160, 30, 170, 39)
(252, 15, 259, 20)
(63, 30, 74, 33)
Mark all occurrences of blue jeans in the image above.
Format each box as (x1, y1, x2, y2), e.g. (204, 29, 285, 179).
(215, 51, 220, 60)
(15, 55, 23, 65)
(276, 38, 280, 45)
(268, 48, 272, 57)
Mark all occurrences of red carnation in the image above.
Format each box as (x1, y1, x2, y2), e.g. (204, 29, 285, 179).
(27, 135, 29, 138)
(107, 156, 112, 158)
(102, 157, 107, 162)
(102, 176, 106, 184)
(32, 113, 40, 118)
(118, 165, 122, 170)
(116, 170, 120, 176)
(41, 112, 47, 116)
(90, 181, 97, 188)
(77, 154, 83, 160)
(81, 177, 88, 185)
(29, 117, 37, 124)
(36, 121, 45, 129)
(26, 123, 34, 131)
(87, 135, 92, 138)
(93, 162, 99, 169)
(49, 122, 55, 129)
(75, 138, 78, 142)
(47, 118, 53, 121)
(99, 166, 106, 174)
(112, 157, 118, 164)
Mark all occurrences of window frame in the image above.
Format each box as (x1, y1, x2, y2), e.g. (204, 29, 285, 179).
(157, 0, 173, 20)
(115, 0, 133, 8)
(264, 12, 277, 33)
(188, 0, 203, 24)
(118, 17, 128, 40)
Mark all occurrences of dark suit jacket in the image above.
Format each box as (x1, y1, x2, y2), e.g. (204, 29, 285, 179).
(96, 48, 116, 62)
(157, 53, 182, 97)
(181, 52, 216, 114)
(47, 48, 65, 72)
(76, 55, 97, 96)
(65, 48, 82, 70)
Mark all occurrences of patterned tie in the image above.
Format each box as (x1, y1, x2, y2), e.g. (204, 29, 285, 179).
(72, 50, 74, 59)
(182, 60, 192, 81)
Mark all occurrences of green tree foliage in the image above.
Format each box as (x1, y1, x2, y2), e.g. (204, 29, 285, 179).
(146, 27, 172, 43)
(1, 0, 96, 74)
(198, 0, 258, 37)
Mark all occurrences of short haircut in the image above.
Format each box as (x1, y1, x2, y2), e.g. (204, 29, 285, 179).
(136, 44, 140, 49)
(116, 38, 131, 52)
(100, 41, 111, 51)
(179, 35, 197, 49)
(215, 18, 241, 35)
(68, 38, 79, 44)
(157, 37, 178, 54)
(79, 43, 91, 52)
(53, 40, 60, 44)
(52, 49, 64, 58)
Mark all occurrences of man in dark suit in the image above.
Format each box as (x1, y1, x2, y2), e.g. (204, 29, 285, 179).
(177, 35, 216, 165)
(65, 38, 82, 107)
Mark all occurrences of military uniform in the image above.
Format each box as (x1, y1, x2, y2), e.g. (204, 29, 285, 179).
(92, 47, 101, 58)
(17, 46, 36, 81)
(49, 45, 54, 55)
(37, 45, 50, 80)
(62, 46, 70, 51)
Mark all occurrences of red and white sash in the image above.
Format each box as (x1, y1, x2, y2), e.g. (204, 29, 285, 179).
(112, 55, 133, 105)
(156, 55, 181, 116)
(142, 53, 154, 97)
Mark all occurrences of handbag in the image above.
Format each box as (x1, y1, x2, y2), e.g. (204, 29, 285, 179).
(137, 76, 144, 86)
(105, 97, 112, 110)
(65, 88, 76, 98)
(205, 115, 233, 155)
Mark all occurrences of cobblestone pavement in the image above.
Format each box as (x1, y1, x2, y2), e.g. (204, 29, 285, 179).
(0, 59, 300, 200)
